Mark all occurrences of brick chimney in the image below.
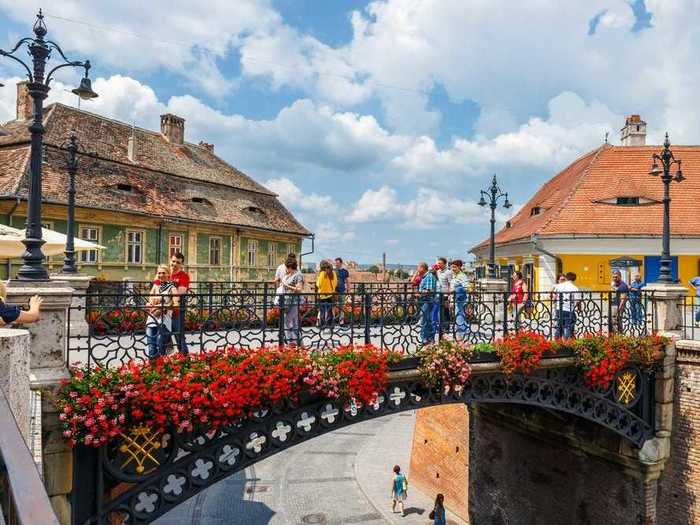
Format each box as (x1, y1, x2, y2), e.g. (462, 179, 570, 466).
(16, 81, 33, 121)
(160, 113, 185, 145)
(198, 141, 214, 152)
(620, 114, 646, 146)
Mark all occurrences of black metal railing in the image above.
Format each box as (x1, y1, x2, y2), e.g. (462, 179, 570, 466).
(679, 295, 700, 340)
(67, 289, 656, 369)
(0, 390, 59, 525)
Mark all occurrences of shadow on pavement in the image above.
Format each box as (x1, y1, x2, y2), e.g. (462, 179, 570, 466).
(402, 506, 426, 516)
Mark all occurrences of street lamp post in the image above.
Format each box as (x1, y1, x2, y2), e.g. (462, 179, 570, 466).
(61, 132, 80, 274)
(0, 10, 97, 280)
(649, 133, 684, 284)
(478, 174, 512, 279)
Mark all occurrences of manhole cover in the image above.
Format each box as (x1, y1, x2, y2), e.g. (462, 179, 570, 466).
(301, 513, 327, 524)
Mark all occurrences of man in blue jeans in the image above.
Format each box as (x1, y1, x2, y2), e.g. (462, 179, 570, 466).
(169, 252, 191, 355)
(690, 276, 700, 324)
(554, 272, 580, 338)
(417, 262, 437, 344)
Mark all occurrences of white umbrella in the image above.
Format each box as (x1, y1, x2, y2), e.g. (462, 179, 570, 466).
(0, 224, 104, 259)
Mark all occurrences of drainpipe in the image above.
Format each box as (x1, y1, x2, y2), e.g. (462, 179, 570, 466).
(531, 234, 563, 283)
(300, 234, 315, 269)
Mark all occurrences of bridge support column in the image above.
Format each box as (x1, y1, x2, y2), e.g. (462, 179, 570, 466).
(8, 281, 75, 525)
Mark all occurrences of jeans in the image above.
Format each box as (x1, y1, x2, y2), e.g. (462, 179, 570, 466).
(284, 303, 299, 344)
(171, 310, 188, 355)
(318, 298, 334, 327)
(454, 298, 467, 336)
(630, 299, 644, 325)
(420, 299, 436, 344)
(555, 310, 576, 339)
(146, 324, 170, 359)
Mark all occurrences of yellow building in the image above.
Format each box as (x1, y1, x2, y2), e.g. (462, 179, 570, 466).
(0, 82, 311, 281)
(471, 115, 700, 292)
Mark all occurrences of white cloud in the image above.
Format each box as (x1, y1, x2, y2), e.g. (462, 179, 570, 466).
(264, 177, 337, 213)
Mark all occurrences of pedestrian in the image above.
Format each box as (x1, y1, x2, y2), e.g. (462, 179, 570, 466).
(611, 270, 629, 333)
(334, 257, 350, 323)
(275, 252, 296, 294)
(390, 465, 408, 516)
(145, 265, 178, 359)
(689, 275, 700, 325)
(280, 258, 304, 345)
(0, 281, 43, 326)
(435, 257, 452, 323)
(417, 262, 437, 344)
(316, 260, 337, 327)
(429, 493, 446, 525)
(169, 252, 190, 355)
(553, 272, 580, 339)
(629, 273, 645, 326)
(508, 270, 529, 326)
(450, 260, 469, 337)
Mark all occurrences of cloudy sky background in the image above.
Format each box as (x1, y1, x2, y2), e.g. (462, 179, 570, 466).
(0, 0, 696, 265)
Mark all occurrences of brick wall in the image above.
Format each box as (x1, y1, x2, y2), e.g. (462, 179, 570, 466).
(656, 344, 700, 523)
(409, 405, 468, 522)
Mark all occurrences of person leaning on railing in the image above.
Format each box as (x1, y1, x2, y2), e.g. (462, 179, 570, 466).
(316, 260, 337, 328)
(0, 281, 43, 326)
(169, 252, 190, 355)
(145, 265, 178, 359)
(278, 258, 304, 345)
(417, 262, 437, 344)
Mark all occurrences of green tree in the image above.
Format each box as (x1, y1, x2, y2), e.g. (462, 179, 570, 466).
(368, 265, 381, 274)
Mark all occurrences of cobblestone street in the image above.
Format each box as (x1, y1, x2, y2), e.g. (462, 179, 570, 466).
(155, 411, 465, 525)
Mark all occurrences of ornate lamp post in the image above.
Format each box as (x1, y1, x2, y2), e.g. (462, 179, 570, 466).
(649, 133, 684, 283)
(61, 132, 81, 274)
(478, 174, 512, 279)
(0, 10, 97, 280)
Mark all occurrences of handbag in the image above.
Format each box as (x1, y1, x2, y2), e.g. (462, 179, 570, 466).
(429, 509, 435, 520)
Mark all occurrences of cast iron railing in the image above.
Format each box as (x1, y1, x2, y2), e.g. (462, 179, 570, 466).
(0, 390, 59, 525)
(679, 295, 700, 340)
(67, 289, 656, 369)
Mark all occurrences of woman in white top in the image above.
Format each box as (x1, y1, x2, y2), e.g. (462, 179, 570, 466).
(145, 265, 179, 359)
(279, 258, 304, 345)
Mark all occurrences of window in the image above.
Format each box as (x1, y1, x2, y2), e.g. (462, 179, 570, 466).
(247, 239, 258, 267)
(126, 230, 144, 264)
(117, 183, 133, 192)
(287, 243, 296, 259)
(268, 243, 277, 268)
(616, 197, 640, 205)
(505, 220, 512, 229)
(530, 207, 541, 216)
(190, 197, 212, 205)
(244, 206, 264, 215)
(209, 237, 221, 266)
(168, 234, 182, 258)
(41, 221, 54, 230)
(80, 227, 99, 263)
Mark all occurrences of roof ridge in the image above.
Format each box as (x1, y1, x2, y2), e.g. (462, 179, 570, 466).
(536, 144, 608, 236)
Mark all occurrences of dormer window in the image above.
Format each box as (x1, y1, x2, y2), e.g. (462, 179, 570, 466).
(190, 196, 213, 205)
(530, 206, 541, 216)
(117, 183, 133, 193)
(616, 197, 640, 205)
(245, 206, 264, 215)
(505, 221, 512, 229)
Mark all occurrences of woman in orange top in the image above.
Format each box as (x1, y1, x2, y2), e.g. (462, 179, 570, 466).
(316, 260, 338, 327)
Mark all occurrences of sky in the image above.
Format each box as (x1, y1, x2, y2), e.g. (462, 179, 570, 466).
(0, 1, 697, 265)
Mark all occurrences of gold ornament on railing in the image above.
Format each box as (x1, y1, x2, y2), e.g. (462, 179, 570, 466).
(118, 425, 163, 474)
(616, 371, 637, 406)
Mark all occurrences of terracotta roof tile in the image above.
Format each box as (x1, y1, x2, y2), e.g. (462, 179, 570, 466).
(472, 143, 700, 251)
(0, 104, 310, 236)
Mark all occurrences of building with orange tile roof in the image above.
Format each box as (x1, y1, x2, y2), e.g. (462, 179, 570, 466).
(470, 116, 700, 291)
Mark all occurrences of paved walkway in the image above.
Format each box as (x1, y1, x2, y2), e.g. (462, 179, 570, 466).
(156, 411, 467, 524)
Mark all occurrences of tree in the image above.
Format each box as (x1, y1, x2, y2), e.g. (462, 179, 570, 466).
(395, 269, 409, 279)
(368, 265, 381, 274)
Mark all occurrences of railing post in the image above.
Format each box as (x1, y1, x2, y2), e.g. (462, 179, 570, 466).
(503, 292, 509, 336)
(278, 293, 286, 346)
(363, 292, 371, 345)
(437, 291, 444, 341)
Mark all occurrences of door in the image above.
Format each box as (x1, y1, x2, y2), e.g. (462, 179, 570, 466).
(644, 256, 678, 283)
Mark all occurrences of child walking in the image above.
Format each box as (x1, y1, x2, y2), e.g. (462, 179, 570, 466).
(390, 465, 408, 516)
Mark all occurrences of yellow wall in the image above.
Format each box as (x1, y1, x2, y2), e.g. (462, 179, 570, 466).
(558, 254, 700, 291)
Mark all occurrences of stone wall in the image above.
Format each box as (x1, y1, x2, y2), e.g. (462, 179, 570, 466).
(469, 404, 652, 525)
(0, 328, 31, 442)
(656, 340, 700, 523)
(409, 405, 469, 522)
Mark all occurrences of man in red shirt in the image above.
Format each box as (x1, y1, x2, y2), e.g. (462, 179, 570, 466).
(169, 252, 191, 355)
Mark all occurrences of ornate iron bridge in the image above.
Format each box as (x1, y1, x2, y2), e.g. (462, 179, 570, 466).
(71, 357, 656, 524)
(68, 290, 656, 368)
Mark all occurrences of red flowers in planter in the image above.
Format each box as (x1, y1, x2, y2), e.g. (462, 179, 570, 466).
(495, 331, 554, 376)
(56, 345, 401, 448)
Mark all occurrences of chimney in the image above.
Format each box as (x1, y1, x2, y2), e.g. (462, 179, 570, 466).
(198, 140, 214, 153)
(160, 113, 185, 145)
(620, 114, 646, 146)
(127, 124, 137, 163)
(16, 81, 33, 121)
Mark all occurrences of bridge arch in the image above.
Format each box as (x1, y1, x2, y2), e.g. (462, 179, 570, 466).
(73, 365, 654, 524)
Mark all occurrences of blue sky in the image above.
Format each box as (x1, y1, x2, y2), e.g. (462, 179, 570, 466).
(1, 1, 698, 266)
